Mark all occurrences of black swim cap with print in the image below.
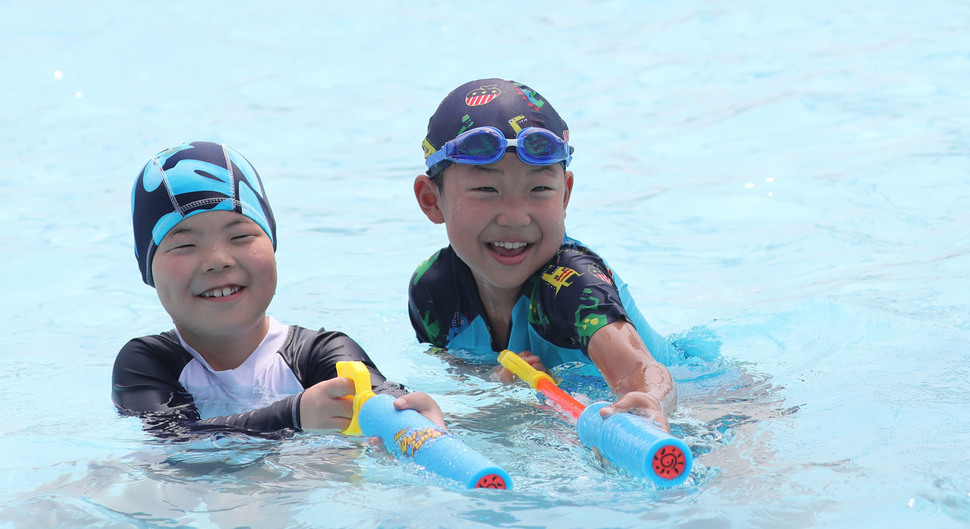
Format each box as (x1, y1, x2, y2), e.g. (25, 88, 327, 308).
(131, 141, 276, 287)
(422, 78, 570, 178)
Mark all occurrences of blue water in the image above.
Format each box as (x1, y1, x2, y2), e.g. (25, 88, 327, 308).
(2, 0, 969, 527)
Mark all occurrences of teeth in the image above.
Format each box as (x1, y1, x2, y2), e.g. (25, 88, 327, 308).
(492, 241, 527, 249)
(202, 286, 239, 298)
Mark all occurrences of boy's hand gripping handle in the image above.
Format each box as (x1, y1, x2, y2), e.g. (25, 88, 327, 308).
(497, 350, 586, 419)
(336, 361, 374, 435)
(335, 361, 512, 490)
(577, 403, 693, 486)
(497, 349, 554, 389)
(497, 350, 693, 486)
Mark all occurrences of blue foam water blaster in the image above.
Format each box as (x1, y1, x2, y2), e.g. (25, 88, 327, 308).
(577, 402, 693, 487)
(358, 394, 512, 489)
(337, 361, 511, 490)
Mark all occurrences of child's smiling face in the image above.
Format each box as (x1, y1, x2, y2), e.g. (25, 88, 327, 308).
(434, 153, 573, 301)
(151, 210, 277, 345)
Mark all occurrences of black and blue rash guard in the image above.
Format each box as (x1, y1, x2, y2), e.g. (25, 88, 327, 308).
(408, 237, 675, 368)
(112, 317, 404, 437)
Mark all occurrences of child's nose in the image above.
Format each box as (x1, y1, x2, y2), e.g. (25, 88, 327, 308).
(202, 245, 235, 271)
(495, 197, 531, 227)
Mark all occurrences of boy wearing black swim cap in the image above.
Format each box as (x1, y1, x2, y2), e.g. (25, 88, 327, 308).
(410, 79, 677, 430)
(114, 141, 443, 435)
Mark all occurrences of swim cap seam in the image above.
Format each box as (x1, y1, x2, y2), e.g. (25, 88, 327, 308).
(154, 156, 183, 217)
(144, 240, 157, 286)
(146, 155, 180, 288)
(220, 144, 237, 205)
(171, 197, 239, 215)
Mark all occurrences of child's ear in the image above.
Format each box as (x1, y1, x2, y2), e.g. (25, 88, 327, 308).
(562, 170, 575, 210)
(414, 175, 445, 224)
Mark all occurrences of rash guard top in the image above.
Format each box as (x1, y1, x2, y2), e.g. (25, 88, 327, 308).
(112, 316, 404, 437)
(408, 237, 674, 368)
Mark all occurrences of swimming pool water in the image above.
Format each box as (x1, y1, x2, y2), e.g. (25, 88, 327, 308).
(1, 0, 969, 527)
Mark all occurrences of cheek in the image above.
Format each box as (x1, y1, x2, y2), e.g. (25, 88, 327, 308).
(443, 201, 476, 232)
(252, 248, 278, 291)
(444, 222, 467, 251)
(439, 196, 463, 221)
(151, 258, 183, 293)
(542, 204, 567, 227)
(151, 273, 185, 318)
(543, 211, 568, 244)
(263, 259, 278, 292)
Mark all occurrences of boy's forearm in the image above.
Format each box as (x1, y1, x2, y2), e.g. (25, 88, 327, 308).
(588, 321, 677, 415)
(639, 361, 677, 416)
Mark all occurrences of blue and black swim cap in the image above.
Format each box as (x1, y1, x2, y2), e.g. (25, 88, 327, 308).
(131, 141, 276, 287)
(422, 78, 570, 178)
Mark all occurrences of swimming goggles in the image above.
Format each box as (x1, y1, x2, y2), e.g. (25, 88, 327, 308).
(425, 126, 573, 174)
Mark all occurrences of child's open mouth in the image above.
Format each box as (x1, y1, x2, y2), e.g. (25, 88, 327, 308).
(200, 286, 242, 299)
(488, 241, 531, 262)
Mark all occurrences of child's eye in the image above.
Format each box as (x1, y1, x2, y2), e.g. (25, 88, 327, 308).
(168, 243, 196, 252)
(472, 186, 498, 193)
(231, 233, 257, 242)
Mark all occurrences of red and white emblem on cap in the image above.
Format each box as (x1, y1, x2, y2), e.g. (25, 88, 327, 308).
(466, 85, 501, 106)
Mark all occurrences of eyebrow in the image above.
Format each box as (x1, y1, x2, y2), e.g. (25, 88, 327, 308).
(468, 164, 501, 174)
(166, 216, 255, 237)
(473, 161, 558, 173)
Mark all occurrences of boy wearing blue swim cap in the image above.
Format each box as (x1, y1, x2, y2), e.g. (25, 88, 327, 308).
(115, 141, 443, 435)
(410, 79, 677, 430)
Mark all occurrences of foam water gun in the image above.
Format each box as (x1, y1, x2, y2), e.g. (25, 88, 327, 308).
(497, 350, 692, 486)
(336, 361, 511, 489)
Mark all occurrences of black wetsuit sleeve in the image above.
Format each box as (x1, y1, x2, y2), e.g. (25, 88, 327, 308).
(111, 333, 300, 438)
(280, 327, 407, 400)
(407, 247, 469, 348)
(532, 243, 635, 353)
(112, 329, 406, 439)
(409, 279, 436, 345)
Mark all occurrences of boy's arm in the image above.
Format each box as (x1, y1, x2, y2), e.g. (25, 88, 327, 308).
(587, 321, 677, 432)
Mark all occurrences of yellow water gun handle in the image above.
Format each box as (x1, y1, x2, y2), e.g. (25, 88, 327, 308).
(336, 361, 375, 435)
(497, 349, 555, 389)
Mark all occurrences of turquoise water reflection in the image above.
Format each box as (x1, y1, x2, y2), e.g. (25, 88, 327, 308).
(1, 1, 968, 527)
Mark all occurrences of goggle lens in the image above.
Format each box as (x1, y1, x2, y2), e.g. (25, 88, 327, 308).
(518, 130, 566, 164)
(427, 127, 571, 173)
(453, 130, 505, 162)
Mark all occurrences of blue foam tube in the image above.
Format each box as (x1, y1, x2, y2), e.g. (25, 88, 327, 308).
(357, 394, 512, 490)
(576, 402, 693, 487)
